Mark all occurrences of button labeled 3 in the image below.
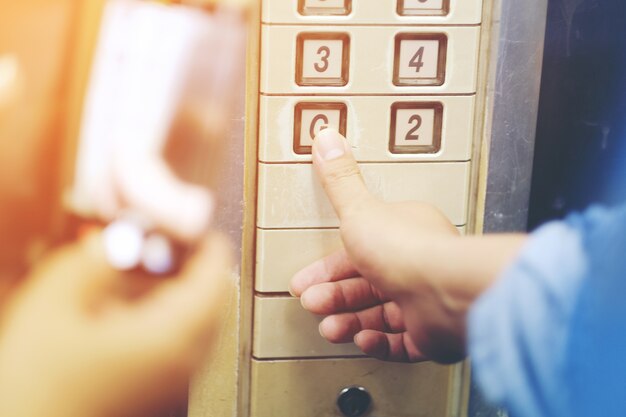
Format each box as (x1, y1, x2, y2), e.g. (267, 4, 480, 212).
(294, 102, 347, 154)
(390, 102, 443, 154)
(296, 33, 350, 86)
(298, 0, 351, 16)
(394, 33, 447, 86)
(398, 0, 449, 16)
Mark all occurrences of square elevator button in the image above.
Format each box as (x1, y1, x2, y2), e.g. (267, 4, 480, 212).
(294, 102, 348, 155)
(296, 32, 350, 87)
(390, 102, 443, 154)
(393, 33, 448, 86)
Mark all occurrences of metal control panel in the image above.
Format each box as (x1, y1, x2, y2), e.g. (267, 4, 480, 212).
(250, 1, 483, 415)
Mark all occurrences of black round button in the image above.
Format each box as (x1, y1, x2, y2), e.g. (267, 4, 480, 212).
(336, 386, 372, 417)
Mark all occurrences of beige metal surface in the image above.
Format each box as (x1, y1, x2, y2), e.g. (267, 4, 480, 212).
(253, 296, 363, 358)
(261, 25, 480, 95)
(257, 162, 471, 228)
(262, 0, 483, 25)
(250, 358, 455, 417)
(259, 95, 475, 162)
(256, 228, 342, 292)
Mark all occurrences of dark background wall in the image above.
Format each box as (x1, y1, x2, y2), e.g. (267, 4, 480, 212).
(528, 0, 626, 229)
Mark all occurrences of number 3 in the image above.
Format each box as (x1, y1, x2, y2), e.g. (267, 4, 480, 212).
(314, 46, 330, 73)
(406, 115, 422, 141)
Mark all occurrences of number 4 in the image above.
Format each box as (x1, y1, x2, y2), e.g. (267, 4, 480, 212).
(409, 47, 425, 72)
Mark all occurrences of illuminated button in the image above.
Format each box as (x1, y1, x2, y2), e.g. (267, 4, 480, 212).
(294, 102, 347, 154)
(393, 33, 447, 86)
(296, 33, 350, 87)
(398, 0, 449, 16)
(298, 0, 352, 16)
(390, 102, 443, 154)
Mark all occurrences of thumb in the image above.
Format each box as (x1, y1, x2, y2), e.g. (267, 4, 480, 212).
(312, 129, 374, 220)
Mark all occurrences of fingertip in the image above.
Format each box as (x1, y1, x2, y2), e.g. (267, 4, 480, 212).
(299, 288, 313, 310)
(318, 320, 328, 339)
(288, 283, 297, 297)
(289, 257, 326, 297)
(289, 268, 308, 297)
(299, 284, 333, 315)
(354, 330, 388, 359)
(319, 316, 343, 343)
(312, 128, 349, 163)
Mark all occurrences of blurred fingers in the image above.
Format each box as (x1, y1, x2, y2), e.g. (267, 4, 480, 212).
(123, 232, 234, 364)
(115, 156, 214, 244)
(30, 232, 120, 311)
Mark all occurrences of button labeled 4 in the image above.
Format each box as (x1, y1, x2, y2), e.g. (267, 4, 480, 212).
(394, 33, 447, 86)
(294, 102, 347, 154)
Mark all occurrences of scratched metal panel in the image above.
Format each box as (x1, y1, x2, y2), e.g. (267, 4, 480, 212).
(471, 0, 548, 416)
(482, 0, 548, 234)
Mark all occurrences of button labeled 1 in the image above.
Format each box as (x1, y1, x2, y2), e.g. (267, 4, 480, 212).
(390, 102, 443, 154)
(294, 102, 347, 154)
(296, 33, 350, 86)
(394, 33, 447, 86)
(298, 0, 351, 16)
(398, 0, 449, 16)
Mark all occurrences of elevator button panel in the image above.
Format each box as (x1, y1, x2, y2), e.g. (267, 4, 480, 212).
(252, 0, 484, 409)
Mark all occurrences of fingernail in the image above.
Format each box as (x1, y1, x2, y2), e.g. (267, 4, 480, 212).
(315, 129, 345, 161)
(300, 291, 310, 309)
(288, 284, 296, 297)
(318, 322, 327, 338)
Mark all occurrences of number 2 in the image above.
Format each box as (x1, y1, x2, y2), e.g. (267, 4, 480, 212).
(406, 115, 422, 141)
(409, 47, 425, 72)
(314, 46, 330, 72)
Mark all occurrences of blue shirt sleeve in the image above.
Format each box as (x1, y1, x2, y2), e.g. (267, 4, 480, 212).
(468, 206, 626, 417)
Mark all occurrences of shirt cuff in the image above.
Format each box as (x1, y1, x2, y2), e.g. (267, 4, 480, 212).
(468, 222, 588, 417)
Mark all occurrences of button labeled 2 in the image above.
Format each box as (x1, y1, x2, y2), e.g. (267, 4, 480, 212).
(296, 33, 350, 86)
(390, 102, 443, 154)
(394, 33, 447, 86)
(294, 102, 347, 154)
(298, 0, 351, 16)
(398, 0, 449, 16)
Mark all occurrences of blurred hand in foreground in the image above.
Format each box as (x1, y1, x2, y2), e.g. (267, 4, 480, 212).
(0, 231, 233, 417)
